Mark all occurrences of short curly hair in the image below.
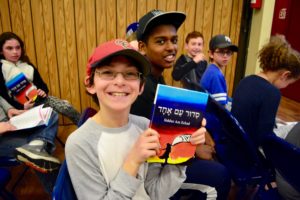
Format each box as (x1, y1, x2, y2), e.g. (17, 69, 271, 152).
(258, 35, 300, 79)
(185, 31, 204, 44)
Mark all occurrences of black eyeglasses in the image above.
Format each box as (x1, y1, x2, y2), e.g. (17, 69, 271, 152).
(214, 50, 233, 57)
(94, 70, 142, 80)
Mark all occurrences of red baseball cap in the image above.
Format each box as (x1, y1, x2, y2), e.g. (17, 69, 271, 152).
(86, 39, 151, 76)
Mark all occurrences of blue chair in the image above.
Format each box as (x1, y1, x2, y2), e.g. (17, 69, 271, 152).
(263, 134, 300, 193)
(52, 160, 77, 200)
(0, 168, 16, 200)
(52, 107, 97, 200)
(204, 96, 276, 199)
(0, 156, 29, 192)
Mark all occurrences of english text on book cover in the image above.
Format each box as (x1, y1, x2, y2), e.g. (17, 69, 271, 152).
(148, 84, 209, 164)
(6, 73, 38, 104)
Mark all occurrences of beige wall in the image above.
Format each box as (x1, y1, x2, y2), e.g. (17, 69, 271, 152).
(245, 0, 275, 75)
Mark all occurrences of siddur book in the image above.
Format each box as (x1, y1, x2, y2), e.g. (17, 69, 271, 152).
(5, 72, 38, 104)
(148, 84, 209, 164)
(9, 104, 53, 130)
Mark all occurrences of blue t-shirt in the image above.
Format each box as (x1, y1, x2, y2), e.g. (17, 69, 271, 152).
(200, 64, 228, 105)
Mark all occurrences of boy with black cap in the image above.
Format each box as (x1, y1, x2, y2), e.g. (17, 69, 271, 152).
(131, 9, 186, 119)
(131, 10, 231, 200)
(200, 34, 238, 107)
(65, 39, 206, 199)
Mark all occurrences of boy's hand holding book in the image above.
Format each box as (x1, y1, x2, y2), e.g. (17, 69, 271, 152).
(189, 118, 206, 146)
(148, 84, 209, 164)
(123, 128, 160, 176)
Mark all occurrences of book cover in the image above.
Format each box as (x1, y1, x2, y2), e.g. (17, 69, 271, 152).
(148, 84, 209, 164)
(5, 72, 38, 104)
(9, 104, 53, 130)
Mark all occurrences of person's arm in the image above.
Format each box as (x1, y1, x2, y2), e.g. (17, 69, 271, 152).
(66, 126, 147, 200)
(257, 90, 281, 145)
(31, 64, 49, 94)
(0, 68, 23, 109)
(195, 60, 208, 79)
(0, 122, 16, 134)
(0, 96, 14, 112)
(7, 108, 25, 118)
(0, 95, 24, 118)
(145, 163, 187, 199)
(122, 128, 160, 176)
(172, 55, 198, 81)
(145, 121, 206, 199)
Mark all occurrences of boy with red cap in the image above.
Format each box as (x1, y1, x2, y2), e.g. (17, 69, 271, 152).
(65, 39, 206, 199)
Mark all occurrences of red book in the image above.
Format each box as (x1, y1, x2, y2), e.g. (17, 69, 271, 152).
(5, 73, 38, 104)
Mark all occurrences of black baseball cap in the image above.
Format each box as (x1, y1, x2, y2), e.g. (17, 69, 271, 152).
(136, 9, 186, 41)
(209, 34, 238, 52)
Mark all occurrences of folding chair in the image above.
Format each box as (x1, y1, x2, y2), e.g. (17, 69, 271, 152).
(263, 134, 300, 193)
(204, 96, 277, 199)
(52, 107, 97, 200)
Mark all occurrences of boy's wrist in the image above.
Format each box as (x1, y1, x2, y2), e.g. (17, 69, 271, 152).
(122, 159, 141, 177)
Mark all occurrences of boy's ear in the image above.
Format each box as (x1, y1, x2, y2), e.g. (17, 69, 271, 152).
(208, 50, 214, 59)
(84, 76, 96, 95)
(139, 82, 145, 95)
(138, 41, 146, 56)
(184, 42, 188, 50)
(281, 70, 292, 80)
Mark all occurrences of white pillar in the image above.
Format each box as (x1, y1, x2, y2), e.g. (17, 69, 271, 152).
(245, 0, 276, 75)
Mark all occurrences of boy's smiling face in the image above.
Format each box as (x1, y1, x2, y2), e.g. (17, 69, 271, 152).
(186, 37, 204, 58)
(139, 24, 178, 73)
(87, 56, 144, 113)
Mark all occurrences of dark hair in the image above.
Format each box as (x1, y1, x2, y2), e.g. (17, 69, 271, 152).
(185, 31, 204, 44)
(258, 35, 300, 79)
(0, 32, 31, 63)
(85, 56, 146, 105)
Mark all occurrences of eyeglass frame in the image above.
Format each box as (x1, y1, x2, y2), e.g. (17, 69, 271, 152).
(94, 69, 143, 81)
(213, 49, 233, 57)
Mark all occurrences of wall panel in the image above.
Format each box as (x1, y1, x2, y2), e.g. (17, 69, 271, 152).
(0, 0, 244, 124)
(0, 0, 12, 31)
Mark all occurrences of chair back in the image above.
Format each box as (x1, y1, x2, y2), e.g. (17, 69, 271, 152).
(0, 168, 16, 200)
(263, 134, 300, 193)
(204, 96, 271, 185)
(0, 157, 21, 167)
(52, 160, 77, 200)
(77, 107, 97, 127)
(52, 107, 97, 200)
